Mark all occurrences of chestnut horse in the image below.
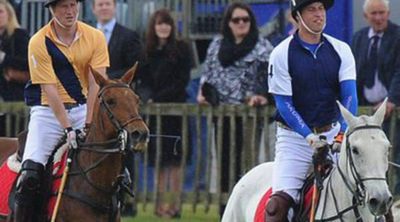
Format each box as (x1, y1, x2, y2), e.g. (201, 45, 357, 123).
(2, 64, 149, 222)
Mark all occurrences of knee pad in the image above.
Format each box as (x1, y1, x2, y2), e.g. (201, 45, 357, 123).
(265, 191, 294, 222)
(15, 160, 44, 206)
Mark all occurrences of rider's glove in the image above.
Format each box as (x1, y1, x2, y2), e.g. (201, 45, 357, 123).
(306, 134, 328, 150)
(65, 127, 78, 149)
(332, 131, 344, 153)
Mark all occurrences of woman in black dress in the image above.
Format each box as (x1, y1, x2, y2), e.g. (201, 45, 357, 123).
(137, 8, 192, 218)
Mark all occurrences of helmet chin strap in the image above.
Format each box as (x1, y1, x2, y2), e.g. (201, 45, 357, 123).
(49, 4, 79, 30)
(297, 11, 325, 36)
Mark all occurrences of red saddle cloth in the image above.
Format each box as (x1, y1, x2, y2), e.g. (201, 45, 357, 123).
(0, 161, 18, 217)
(254, 185, 315, 222)
(0, 151, 67, 219)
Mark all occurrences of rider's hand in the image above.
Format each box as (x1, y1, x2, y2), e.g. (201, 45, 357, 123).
(306, 134, 328, 150)
(65, 127, 78, 149)
(332, 131, 344, 152)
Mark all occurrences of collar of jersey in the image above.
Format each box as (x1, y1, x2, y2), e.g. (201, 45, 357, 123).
(46, 19, 83, 47)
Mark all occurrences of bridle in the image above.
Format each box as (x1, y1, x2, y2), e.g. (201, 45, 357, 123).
(62, 83, 144, 219)
(315, 125, 387, 222)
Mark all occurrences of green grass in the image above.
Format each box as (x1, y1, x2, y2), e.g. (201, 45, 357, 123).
(122, 204, 219, 222)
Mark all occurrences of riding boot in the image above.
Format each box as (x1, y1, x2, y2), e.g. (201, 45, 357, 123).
(265, 191, 294, 222)
(14, 160, 44, 222)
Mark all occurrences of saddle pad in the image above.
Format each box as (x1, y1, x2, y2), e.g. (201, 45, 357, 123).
(254, 188, 273, 222)
(0, 161, 18, 216)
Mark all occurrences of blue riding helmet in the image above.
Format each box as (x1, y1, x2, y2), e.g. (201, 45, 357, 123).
(291, 0, 334, 20)
(44, 0, 84, 8)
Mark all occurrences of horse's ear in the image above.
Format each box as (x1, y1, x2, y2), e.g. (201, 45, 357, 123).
(90, 67, 107, 87)
(121, 62, 138, 84)
(373, 98, 387, 125)
(337, 100, 356, 126)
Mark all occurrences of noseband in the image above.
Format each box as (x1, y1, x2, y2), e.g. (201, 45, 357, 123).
(316, 125, 387, 222)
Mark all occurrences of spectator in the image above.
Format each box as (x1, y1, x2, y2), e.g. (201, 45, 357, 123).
(14, 0, 109, 220)
(136, 8, 192, 218)
(92, 0, 142, 79)
(0, 0, 29, 102)
(352, 0, 400, 195)
(196, 2, 273, 218)
(266, 0, 358, 221)
(0, 0, 29, 137)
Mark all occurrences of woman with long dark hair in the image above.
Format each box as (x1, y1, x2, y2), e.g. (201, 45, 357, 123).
(137, 8, 192, 218)
(197, 2, 274, 218)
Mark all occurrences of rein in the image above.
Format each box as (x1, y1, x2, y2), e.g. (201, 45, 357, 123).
(315, 125, 386, 222)
(61, 83, 142, 219)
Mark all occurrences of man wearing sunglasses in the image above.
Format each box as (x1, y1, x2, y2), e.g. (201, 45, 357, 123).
(266, 0, 358, 221)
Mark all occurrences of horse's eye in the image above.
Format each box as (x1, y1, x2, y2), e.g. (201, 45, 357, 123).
(352, 147, 359, 155)
(106, 98, 116, 107)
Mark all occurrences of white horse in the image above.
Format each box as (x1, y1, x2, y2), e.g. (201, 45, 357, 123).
(222, 100, 393, 222)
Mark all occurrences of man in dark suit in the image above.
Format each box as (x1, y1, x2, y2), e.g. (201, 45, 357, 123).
(92, 0, 142, 79)
(352, 0, 400, 199)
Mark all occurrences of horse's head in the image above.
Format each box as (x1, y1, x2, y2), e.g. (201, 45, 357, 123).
(338, 99, 393, 216)
(91, 64, 149, 152)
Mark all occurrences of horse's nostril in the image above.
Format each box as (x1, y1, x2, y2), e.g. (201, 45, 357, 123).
(130, 130, 149, 142)
(387, 196, 393, 207)
(369, 198, 379, 209)
(131, 131, 141, 140)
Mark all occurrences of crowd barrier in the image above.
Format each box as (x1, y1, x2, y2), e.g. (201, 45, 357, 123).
(0, 102, 398, 211)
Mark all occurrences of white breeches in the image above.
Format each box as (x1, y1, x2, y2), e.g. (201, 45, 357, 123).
(22, 105, 86, 166)
(272, 123, 340, 202)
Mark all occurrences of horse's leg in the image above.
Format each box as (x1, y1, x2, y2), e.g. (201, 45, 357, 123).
(0, 137, 18, 165)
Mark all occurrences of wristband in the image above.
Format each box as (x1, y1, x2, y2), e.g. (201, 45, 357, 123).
(64, 127, 73, 134)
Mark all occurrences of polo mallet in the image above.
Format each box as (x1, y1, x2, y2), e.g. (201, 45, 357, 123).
(310, 136, 330, 222)
(51, 138, 77, 222)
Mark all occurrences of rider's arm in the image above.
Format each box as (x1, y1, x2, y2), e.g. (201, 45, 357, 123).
(274, 94, 312, 138)
(41, 84, 71, 129)
(86, 30, 110, 124)
(86, 67, 106, 124)
(338, 80, 358, 132)
(337, 42, 358, 133)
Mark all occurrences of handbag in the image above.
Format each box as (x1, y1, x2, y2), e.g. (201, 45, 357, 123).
(201, 82, 220, 106)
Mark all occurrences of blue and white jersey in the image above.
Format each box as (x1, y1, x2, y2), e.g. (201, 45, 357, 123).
(268, 32, 356, 129)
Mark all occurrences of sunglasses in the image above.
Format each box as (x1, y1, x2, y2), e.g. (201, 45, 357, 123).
(230, 16, 250, 24)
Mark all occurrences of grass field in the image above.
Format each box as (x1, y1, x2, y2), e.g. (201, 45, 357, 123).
(122, 204, 219, 222)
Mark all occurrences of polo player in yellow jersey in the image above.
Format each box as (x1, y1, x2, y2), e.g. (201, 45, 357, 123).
(14, 0, 109, 220)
